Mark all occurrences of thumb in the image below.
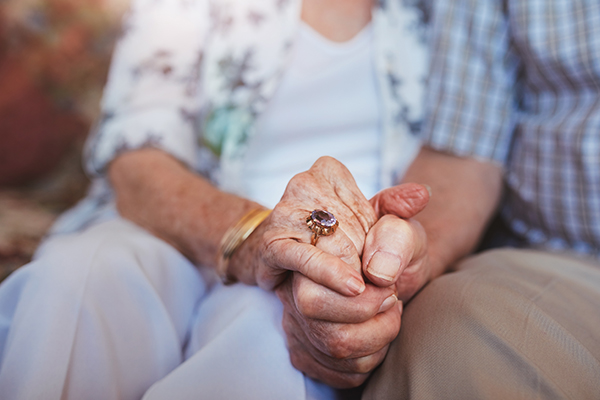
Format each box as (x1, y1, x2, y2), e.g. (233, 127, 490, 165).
(370, 183, 430, 219)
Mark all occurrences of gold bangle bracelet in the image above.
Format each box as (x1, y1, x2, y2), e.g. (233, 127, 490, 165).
(217, 208, 272, 284)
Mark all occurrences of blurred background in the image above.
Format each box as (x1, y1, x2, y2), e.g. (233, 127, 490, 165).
(0, 0, 129, 281)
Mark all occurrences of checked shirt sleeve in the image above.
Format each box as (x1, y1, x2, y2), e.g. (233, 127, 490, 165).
(421, 0, 521, 165)
(85, 0, 210, 176)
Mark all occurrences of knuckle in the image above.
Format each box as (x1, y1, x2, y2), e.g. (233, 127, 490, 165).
(311, 156, 349, 178)
(297, 248, 319, 278)
(335, 238, 357, 259)
(282, 171, 317, 199)
(352, 299, 376, 320)
(294, 286, 321, 317)
(287, 170, 309, 187)
(313, 155, 337, 168)
(323, 327, 354, 359)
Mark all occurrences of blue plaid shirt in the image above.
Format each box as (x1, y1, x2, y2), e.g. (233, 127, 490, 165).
(423, 0, 600, 257)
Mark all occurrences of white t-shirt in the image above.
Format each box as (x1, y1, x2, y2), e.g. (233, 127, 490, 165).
(241, 22, 382, 208)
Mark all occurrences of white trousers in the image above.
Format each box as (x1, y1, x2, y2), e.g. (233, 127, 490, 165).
(0, 219, 336, 400)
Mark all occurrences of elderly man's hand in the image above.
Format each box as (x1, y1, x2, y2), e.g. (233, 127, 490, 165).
(364, 184, 431, 301)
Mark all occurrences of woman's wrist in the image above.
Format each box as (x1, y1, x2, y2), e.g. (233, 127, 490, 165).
(224, 208, 271, 287)
(109, 148, 266, 270)
(217, 208, 272, 284)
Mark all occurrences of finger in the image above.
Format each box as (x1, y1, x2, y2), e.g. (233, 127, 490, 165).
(285, 332, 370, 388)
(266, 205, 361, 269)
(315, 231, 362, 274)
(301, 200, 373, 257)
(282, 299, 398, 372)
(267, 239, 365, 296)
(362, 215, 424, 287)
(277, 276, 402, 382)
(275, 200, 367, 264)
(293, 302, 402, 360)
(277, 280, 368, 388)
(292, 273, 397, 323)
(308, 309, 401, 360)
(282, 315, 389, 384)
(310, 156, 378, 235)
(370, 183, 430, 219)
(291, 322, 391, 375)
(306, 213, 362, 273)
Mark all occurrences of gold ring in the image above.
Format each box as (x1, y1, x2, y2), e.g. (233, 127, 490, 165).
(306, 209, 339, 246)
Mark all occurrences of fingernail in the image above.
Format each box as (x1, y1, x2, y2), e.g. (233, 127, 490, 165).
(378, 294, 398, 314)
(398, 300, 404, 313)
(347, 276, 365, 295)
(367, 251, 401, 282)
(421, 184, 433, 198)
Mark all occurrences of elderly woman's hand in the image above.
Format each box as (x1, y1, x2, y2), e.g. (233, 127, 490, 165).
(228, 156, 378, 296)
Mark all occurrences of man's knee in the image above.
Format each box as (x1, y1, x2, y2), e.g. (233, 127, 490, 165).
(364, 249, 600, 399)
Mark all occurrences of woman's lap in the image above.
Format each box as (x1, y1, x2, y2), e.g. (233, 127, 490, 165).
(145, 282, 335, 400)
(0, 218, 334, 400)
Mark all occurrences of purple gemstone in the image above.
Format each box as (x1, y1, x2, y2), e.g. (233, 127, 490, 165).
(312, 210, 336, 227)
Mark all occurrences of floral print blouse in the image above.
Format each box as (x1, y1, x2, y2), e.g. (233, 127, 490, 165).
(52, 0, 428, 235)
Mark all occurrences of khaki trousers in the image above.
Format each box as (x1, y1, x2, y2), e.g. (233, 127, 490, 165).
(363, 249, 600, 400)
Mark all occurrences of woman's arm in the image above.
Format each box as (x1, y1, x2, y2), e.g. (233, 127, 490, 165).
(109, 148, 260, 270)
(109, 149, 376, 296)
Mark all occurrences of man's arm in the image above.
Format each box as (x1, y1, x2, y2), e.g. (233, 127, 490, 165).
(408, 147, 503, 274)
(357, 145, 504, 300)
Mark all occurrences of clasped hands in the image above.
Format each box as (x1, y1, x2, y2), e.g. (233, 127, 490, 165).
(229, 156, 430, 388)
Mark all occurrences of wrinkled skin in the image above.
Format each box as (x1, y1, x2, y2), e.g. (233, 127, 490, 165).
(230, 156, 378, 296)
(232, 156, 430, 388)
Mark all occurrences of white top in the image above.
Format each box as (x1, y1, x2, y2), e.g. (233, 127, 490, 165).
(50, 0, 428, 237)
(241, 22, 382, 208)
